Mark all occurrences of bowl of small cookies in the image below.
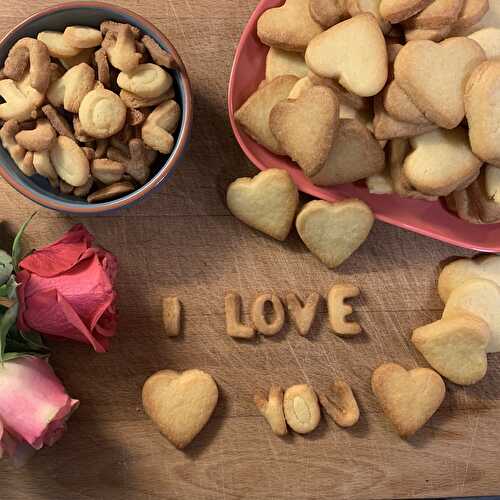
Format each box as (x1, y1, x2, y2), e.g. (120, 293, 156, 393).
(0, 2, 192, 213)
(228, 0, 500, 251)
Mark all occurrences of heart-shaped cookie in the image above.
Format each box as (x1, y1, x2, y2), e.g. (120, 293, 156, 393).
(265, 47, 309, 81)
(371, 363, 446, 437)
(465, 60, 500, 166)
(310, 0, 348, 28)
(394, 37, 485, 128)
(257, 0, 324, 52)
(403, 128, 482, 196)
(468, 28, 500, 59)
(443, 278, 500, 353)
(270, 86, 339, 176)
(227, 169, 299, 241)
(380, 0, 434, 23)
(403, 0, 464, 29)
(412, 315, 490, 385)
(305, 13, 388, 97)
(296, 199, 374, 268)
(311, 119, 385, 185)
(142, 369, 219, 449)
(235, 75, 298, 155)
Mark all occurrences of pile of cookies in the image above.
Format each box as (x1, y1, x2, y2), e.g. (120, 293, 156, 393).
(235, 0, 500, 224)
(0, 21, 180, 202)
(227, 168, 374, 268)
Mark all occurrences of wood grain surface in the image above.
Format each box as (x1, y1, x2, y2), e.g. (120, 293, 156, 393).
(0, 1, 498, 499)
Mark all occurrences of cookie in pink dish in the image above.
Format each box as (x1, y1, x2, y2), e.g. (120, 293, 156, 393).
(227, 0, 500, 252)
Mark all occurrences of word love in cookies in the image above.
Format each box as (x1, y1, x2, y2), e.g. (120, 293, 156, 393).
(225, 284, 362, 339)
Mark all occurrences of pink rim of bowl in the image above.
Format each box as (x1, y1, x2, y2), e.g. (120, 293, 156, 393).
(228, 0, 500, 252)
(0, 2, 193, 214)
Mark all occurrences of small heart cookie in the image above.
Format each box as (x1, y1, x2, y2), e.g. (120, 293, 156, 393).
(257, 0, 324, 52)
(394, 37, 485, 129)
(309, 0, 349, 28)
(311, 119, 385, 185)
(438, 255, 500, 303)
(451, 0, 489, 34)
(235, 76, 298, 155)
(347, 0, 392, 33)
(383, 80, 432, 125)
(380, 0, 434, 23)
(412, 315, 490, 385)
(142, 369, 219, 449)
(296, 199, 374, 268)
(468, 28, 500, 59)
(403, 128, 482, 196)
(305, 13, 388, 97)
(371, 363, 446, 437)
(269, 86, 339, 176)
(443, 278, 500, 353)
(227, 169, 299, 241)
(465, 60, 500, 166)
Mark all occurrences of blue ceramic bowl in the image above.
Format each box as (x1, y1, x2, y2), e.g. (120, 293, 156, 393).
(0, 2, 193, 213)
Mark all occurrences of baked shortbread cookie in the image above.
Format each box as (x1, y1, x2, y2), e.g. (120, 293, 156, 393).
(403, 128, 482, 196)
(265, 47, 309, 80)
(465, 60, 500, 167)
(226, 168, 299, 241)
(372, 363, 445, 437)
(305, 13, 388, 97)
(380, 0, 435, 23)
(311, 119, 385, 185)
(412, 315, 490, 385)
(468, 28, 500, 58)
(383, 80, 432, 125)
(404, 25, 451, 41)
(373, 96, 437, 140)
(451, 0, 490, 34)
(443, 277, 500, 353)
(296, 199, 374, 268)
(403, 0, 464, 29)
(394, 37, 486, 129)
(347, 0, 391, 32)
(438, 254, 500, 302)
(484, 165, 500, 202)
(269, 86, 339, 176)
(235, 75, 298, 155)
(142, 369, 219, 449)
(257, 0, 324, 52)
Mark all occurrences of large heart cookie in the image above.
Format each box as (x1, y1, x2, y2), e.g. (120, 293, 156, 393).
(270, 86, 339, 176)
(296, 199, 374, 268)
(443, 278, 500, 353)
(235, 75, 298, 155)
(227, 169, 299, 241)
(394, 37, 485, 128)
(305, 13, 388, 97)
(371, 363, 446, 437)
(465, 60, 500, 166)
(380, 0, 434, 23)
(142, 369, 218, 449)
(403, 128, 482, 196)
(257, 0, 324, 52)
(412, 315, 490, 385)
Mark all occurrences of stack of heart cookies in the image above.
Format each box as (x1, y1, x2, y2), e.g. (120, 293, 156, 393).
(235, 0, 500, 224)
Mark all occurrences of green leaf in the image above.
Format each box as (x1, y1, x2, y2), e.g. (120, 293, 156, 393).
(0, 303, 18, 362)
(20, 330, 47, 351)
(2, 351, 48, 362)
(0, 250, 13, 286)
(12, 212, 36, 272)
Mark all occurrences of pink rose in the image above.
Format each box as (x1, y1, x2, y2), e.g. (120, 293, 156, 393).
(16, 225, 118, 352)
(0, 356, 78, 459)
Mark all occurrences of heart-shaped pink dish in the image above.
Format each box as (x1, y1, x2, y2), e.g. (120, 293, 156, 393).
(227, 0, 500, 252)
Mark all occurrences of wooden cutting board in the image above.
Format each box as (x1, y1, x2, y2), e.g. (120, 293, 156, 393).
(0, 1, 499, 499)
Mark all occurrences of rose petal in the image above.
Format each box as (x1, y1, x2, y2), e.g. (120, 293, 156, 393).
(19, 225, 94, 277)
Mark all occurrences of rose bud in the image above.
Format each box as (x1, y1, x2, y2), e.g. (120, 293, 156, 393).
(0, 356, 79, 459)
(16, 225, 118, 353)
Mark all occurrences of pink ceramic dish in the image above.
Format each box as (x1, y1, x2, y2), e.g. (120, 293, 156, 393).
(228, 0, 500, 252)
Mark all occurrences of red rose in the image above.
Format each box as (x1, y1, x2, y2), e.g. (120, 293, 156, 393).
(16, 225, 118, 352)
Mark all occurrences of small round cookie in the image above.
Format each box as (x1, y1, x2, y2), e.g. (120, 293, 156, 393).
(49, 136, 90, 187)
(63, 26, 103, 49)
(117, 63, 173, 99)
(79, 88, 127, 139)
